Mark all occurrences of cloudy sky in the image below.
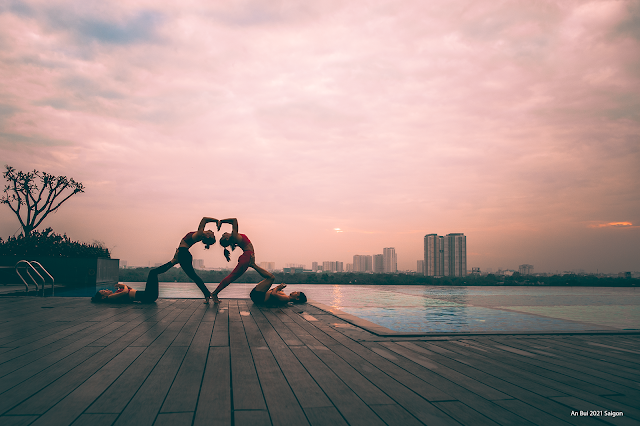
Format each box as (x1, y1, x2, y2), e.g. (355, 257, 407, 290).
(1, 0, 639, 273)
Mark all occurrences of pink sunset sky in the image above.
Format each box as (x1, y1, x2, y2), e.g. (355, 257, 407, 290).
(1, 0, 639, 273)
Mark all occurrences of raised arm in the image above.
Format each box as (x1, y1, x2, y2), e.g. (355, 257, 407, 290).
(197, 217, 219, 232)
(217, 218, 238, 234)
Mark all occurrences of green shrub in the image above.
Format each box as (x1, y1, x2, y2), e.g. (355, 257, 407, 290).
(0, 227, 110, 258)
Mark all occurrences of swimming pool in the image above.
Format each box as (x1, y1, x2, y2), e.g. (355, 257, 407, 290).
(81, 283, 639, 334)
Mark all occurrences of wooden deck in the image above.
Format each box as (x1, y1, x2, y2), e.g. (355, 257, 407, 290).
(0, 297, 638, 426)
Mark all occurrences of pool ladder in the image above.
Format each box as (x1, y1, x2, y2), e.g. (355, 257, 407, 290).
(14, 261, 55, 296)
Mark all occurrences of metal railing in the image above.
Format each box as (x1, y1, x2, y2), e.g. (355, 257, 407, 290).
(14, 261, 55, 296)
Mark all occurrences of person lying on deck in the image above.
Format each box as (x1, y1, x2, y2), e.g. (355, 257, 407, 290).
(91, 283, 150, 304)
(250, 276, 307, 306)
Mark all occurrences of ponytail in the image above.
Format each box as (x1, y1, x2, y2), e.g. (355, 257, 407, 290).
(224, 248, 231, 262)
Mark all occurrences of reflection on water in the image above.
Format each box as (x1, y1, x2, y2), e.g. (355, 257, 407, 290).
(331, 284, 343, 310)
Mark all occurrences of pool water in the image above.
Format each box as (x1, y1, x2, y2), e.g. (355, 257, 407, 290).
(75, 283, 639, 333)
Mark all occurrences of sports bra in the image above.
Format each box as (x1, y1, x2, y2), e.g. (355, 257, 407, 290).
(183, 232, 197, 245)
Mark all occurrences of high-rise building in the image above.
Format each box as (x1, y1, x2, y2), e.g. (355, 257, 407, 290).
(444, 233, 466, 277)
(373, 254, 384, 273)
(312, 262, 318, 272)
(424, 233, 467, 277)
(519, 264, 534, 275)
(383, 248, 397, 273)
(346, 263, 353, 272)
(424, 234, 444, 276)
(336, 261, 344, 273)
(353, 255, 372, 272)
(417, 260, 425, 275)
(193, 259, 205, 269)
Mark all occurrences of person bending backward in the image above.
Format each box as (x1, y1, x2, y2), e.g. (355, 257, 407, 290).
(210, 218, 306, 304)
(92, 217, 218, 304)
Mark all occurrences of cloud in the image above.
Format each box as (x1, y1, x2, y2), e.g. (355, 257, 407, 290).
(588, 222, 635, 229)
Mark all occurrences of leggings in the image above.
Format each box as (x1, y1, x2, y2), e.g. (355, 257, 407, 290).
(176, 247, 211, 298)
(213, 251, 254, 295)
(136, 261, 173, 303)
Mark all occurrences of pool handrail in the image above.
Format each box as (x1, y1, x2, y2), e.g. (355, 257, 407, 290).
(15, 260, 44, 294)
(30, 261, 55, 296)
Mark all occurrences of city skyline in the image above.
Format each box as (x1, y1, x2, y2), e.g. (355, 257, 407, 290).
(1, 1, 638, 274)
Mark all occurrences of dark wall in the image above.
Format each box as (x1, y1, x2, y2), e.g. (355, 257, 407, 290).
(0, 257, 119, 287)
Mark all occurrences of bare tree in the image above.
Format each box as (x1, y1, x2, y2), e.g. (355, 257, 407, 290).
(1, 165, 84, 235)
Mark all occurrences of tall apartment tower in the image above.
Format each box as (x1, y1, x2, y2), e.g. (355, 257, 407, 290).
(417, 260, 425, 275)
(424, 233, 466, 277)
(372, 254, 384, 273)
(353, 255, 373, 272)
(424, 234, 444, 276)
(444, 233, 467, 277)
(383, 248, 397, 273)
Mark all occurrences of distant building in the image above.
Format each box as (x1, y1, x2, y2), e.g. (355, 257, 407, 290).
(424, 233, 467, 277)
(518, 264, 534, 275)
(472, 267, 481, 274)
(120, 260, 128, 269)
(417, 260, 425, 275)
(312, 262, 318, 272)
(193, 259, 205, 269)
(323, 261, 336, 273)
(345, 263, 353, 272)
(424, 234, 444, 276)
(286, 263, 305, 269)
(383, 248, 397, 273)
(372, 254, 384, 273)
(353, 255, 373, 272)
(336, 261, 344, 273)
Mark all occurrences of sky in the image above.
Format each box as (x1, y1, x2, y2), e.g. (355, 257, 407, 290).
(1, 0, 639, 274)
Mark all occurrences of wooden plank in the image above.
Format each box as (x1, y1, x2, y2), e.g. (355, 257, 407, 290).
(361, 342, 538, 426)
(0, 321, 134, 395)
(234, 410, 271, 426)
(486, 338, 640, 398)
(70, 413, 118, 426)
(210, 301, 229, 347)
(161, 321, 214, 413)
(303, 407, 349, 426)
(0, 415, 39, 426)
(280, 308, 341, 347)
(428, 340, 635, 425)
(112, 346, 189, 426)
(250, 309, 333, 410)
(240, 307, 309, 426)
(27, 346, 145, 426)
(259, 310, 304, 346)
(229, 319, 266, 411)
(250, 345, 310, 426)
(433, 401, 500, 426)
(154, 413, 193, 426)
(493, 400, 575, 426)
(0, 322, 97, 364)
(313, 335, 457, 425)
(407, 340, 581, 425)
(194, 347, 232, 426)
(0, 347, 102, 415)
(290, 345, 386, 426)
(306, 343, 396, 406)
(6, 325, 147, 416)
(508, 338, 640, 378)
